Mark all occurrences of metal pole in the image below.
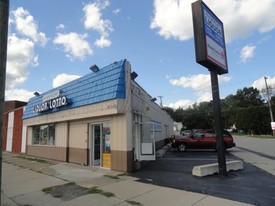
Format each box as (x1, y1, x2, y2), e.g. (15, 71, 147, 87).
(264, 77, 275, 136)
(158, 96, 163, 107)
(210, 70, 227, 176)
(0, 0, 10, 204)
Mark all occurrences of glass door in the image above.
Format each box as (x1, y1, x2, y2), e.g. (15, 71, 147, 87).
(93, 124, 101, 166)
(91, 122, 111, 168)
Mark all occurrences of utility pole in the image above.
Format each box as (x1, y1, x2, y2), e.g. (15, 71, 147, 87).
(264, 76, 275, 136)
(157, 96, 163, 107)
(0, 0, 9, 205)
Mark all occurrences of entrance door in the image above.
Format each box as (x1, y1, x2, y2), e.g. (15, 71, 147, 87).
(133, 114, 156, 161)
(139, 122, 156, 161)
(90, 123, 111, 168)
(93, 124, 101, 166)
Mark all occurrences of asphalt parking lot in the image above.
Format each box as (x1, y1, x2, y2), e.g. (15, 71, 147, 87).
(132, 148, 275, 206)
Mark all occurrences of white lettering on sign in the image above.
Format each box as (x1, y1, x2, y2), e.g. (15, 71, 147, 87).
(34, 96, 67, 113)
(43, 90, 60, 102)
(204, 11, 222, 39)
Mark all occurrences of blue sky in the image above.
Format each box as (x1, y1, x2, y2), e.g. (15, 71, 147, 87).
(5, 0, 275, 109)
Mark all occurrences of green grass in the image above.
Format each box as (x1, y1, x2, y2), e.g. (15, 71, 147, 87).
(42, 186, 53, 194)
(88, 187, 103, 194)
(88, 186, 115, 198)
(104, 172, 132, 180)
(247, 135, 274, 139)
(126, 200, 143, 205)
(101, 191, 115, 197)
(17, 156, 50, 164)
(104, 174, 120, 179)
(117, 172, 131, 177)
(233, 133, 274, 139)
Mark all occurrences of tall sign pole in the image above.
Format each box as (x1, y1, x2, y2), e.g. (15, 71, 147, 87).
(192, 0, 228, 176)
(210, 71, 227, 175)
(264, 77, 275, 136)
(0, 0, 10, 204)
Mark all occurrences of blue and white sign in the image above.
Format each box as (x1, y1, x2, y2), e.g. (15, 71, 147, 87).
(202, 4, 227, 71)
(34, 90, 67, 113)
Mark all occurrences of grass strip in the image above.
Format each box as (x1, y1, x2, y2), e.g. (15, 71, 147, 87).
(126, 200, 143, 205)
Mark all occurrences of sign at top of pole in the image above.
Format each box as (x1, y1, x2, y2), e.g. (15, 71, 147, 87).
(192, 0, 228, 75)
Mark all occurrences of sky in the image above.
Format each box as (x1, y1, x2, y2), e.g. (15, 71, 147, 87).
(5, 0, 275, 109)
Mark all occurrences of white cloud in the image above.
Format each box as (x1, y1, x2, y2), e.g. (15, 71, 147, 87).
(10, 7, 48, 46)
(252, 76, 275, 92)
(53, 32, 93, 61)
(169, 74, 211, 90)
(240, 44, 256, 63)
(113, 8, 121, 15)
(83, 1, 113, 48)
(6, 7, 48, 92)
(5, 89, 34, 102)
(151, 0, 275, 43)
(166, 99, 194, 109)
(6, 34, 38, 89)
(56, 24, 65, 30)
(53, 73, 81, 88)
(169, 74, 231, 103)
(94, 36, 112, 48)
(151, 0, 193, 41)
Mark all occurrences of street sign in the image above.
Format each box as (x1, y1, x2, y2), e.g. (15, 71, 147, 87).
(192, 0, 228, 74)
(192, 0, 228, 176)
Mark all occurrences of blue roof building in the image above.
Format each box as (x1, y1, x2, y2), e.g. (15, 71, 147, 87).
(23, 60, 126, 119)
(22, 59, 173, 172)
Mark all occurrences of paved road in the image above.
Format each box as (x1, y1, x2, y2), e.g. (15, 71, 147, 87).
(132, 136, 275, 206)
(233, 135, 275, 158)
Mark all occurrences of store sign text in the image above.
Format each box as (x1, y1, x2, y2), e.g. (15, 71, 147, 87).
(34, 96, 67, 113)
(202, 4, 227, 70)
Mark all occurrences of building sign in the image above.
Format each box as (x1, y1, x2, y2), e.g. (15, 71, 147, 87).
(43, 90, 60, 102)
(151, 121, 162, 132)
(34, 90, 67, 113)
(192, 0, 228, 74)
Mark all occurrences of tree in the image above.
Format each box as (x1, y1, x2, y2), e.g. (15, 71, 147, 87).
(230, 87, 269, 134)
(180, 102, 213, 130)
(162, 106, 175, 120)
(174, 108, 185, 122)
(164, 87, 272, 135)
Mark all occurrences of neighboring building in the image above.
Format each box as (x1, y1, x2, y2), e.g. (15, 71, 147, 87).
(3, 101, 27, 154)
(173, 122, 183, 135)
(23, 60, 174, 172)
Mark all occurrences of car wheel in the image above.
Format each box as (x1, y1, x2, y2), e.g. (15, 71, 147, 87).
(178, 143, 187, 152)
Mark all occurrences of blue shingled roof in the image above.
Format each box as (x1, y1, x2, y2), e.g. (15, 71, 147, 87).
(23, 59, 126, 119)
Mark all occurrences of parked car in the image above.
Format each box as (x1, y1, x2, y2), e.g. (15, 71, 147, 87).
(171, 129, 236, 152)
(180, 130, 191, 136)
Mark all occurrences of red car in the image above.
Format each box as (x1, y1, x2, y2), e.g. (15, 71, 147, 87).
(171, 129, 236, 152)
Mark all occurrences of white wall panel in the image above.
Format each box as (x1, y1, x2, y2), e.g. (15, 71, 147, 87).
(6, 112, 14, 152)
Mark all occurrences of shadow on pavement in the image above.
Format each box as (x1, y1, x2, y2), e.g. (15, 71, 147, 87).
(132, 149, 275, 206)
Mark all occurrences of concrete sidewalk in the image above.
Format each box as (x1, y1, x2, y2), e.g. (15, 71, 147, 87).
(2, 152, 252, 206)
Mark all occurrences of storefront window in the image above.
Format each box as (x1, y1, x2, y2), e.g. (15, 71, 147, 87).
(32, 124, 55, 145)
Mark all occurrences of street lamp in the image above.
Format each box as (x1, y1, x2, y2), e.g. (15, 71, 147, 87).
(264, 76, 275, 136)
